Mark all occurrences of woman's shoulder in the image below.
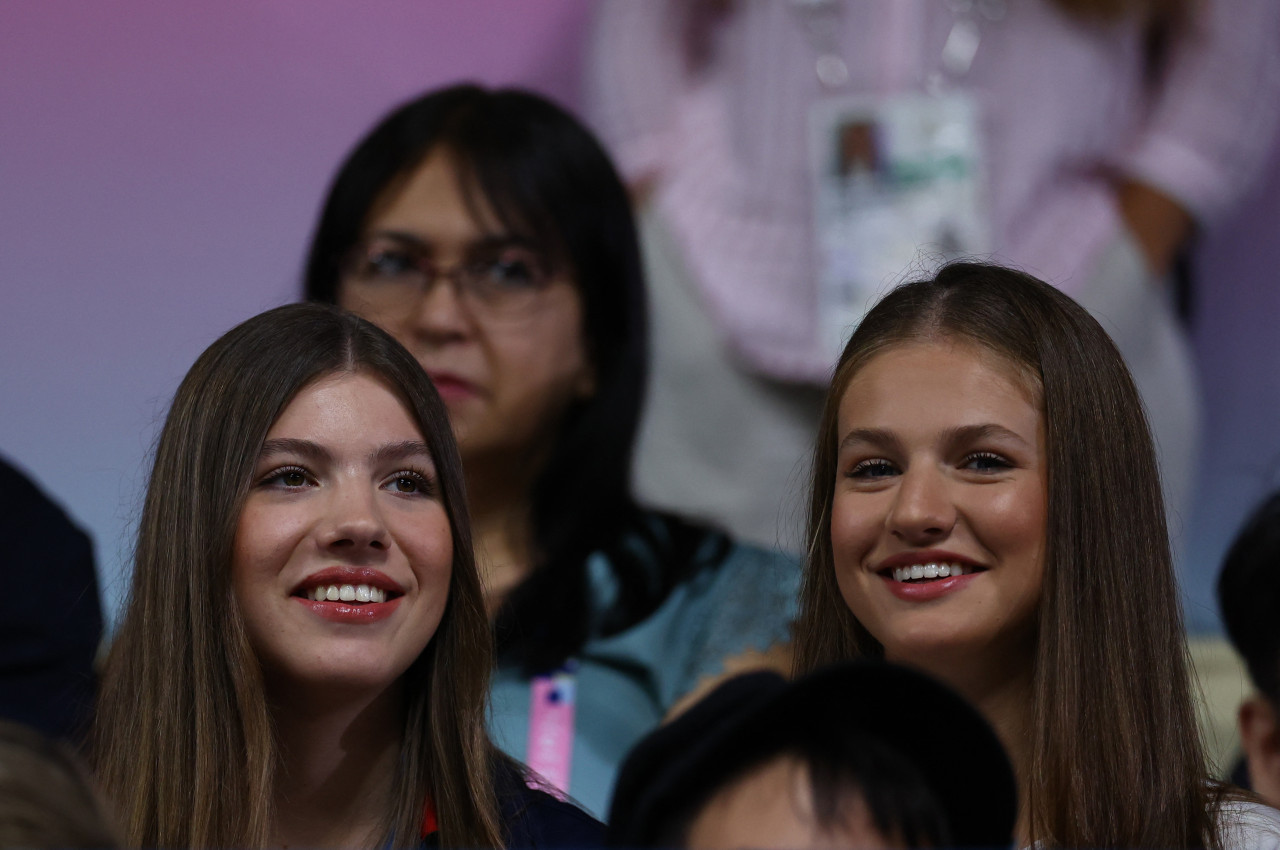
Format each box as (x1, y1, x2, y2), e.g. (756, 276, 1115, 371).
(597, 509, 800, 618)
(626, 509, 798, 576)
(587, 510, 800, 707)
(495, 759, 604, 849)
(1216, 796, 1280, 850)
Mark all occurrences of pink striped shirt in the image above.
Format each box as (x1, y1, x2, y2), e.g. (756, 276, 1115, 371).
(585, 0, 1280, 381)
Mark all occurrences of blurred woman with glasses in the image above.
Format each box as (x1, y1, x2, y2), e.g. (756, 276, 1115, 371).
(303, 84, 799, 819)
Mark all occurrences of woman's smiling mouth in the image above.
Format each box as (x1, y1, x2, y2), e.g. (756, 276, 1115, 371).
(885, 562, 980, 583)
(300, 583, 393, 603)
(290, 567, 406, 613)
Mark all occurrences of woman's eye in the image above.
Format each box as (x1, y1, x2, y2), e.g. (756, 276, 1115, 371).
(964, 451, 1012, 472)
(848, 458, 898, 479)
(474, 248, 546, 290)
(263, 467, 311, 488)
(363, 248, 418, 279)
(386, 471, 434, 496)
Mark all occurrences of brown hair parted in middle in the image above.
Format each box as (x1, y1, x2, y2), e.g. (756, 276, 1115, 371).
(794, 262, 1216, 849)
(92, 303, 501, 849)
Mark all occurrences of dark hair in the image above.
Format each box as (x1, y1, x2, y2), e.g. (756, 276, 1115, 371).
(661, 728, 950, 848)
(0, 719, 118, 849)
(794, 262, 1217, 849)
(304, 84, 724, 672)
(93, 303, 503, 848)
(607, 662, 1015, 849)
(1218, 490, 1280, 704)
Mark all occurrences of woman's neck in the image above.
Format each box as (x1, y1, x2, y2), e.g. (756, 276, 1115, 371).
(465, 458, 538, 616)
(961, 664, 1037, 845)
(268, 684, 404, 850)
(970, 673, 1036, 845)
(907, 651, 1037, 845)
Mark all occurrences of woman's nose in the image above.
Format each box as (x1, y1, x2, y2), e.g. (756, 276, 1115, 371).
(407, 271, 474, 343)
(319, 482, 388, 553)
(886, 465, 956, 543)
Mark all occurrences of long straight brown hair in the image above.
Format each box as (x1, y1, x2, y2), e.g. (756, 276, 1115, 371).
(93, 303, 504, 848)
(795, 263, 1218, 849)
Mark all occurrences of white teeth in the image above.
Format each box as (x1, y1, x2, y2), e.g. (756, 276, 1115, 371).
(890, 563, 971, 583)
(308, 583, 390, 603)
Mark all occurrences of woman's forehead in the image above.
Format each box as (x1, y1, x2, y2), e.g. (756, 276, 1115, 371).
(847, 335, 1041, 406)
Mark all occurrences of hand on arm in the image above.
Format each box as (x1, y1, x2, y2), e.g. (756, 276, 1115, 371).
(665, 642, 794, 720)
(1114, 178, 1194, 277)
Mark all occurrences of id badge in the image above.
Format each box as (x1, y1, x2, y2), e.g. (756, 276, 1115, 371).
(809, 92, 990, 359)
(527, 664, 577, 798)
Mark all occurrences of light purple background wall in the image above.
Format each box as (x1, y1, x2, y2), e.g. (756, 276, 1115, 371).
(2, 2, 1277, 633)
(0, 1, 593, 627)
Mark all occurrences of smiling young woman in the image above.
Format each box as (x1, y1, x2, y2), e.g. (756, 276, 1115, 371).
(91, 304, 599, 849)
(230, 371, 454, 701)
(829, 339, 1047, 689)
(795, 263, 1280, 849)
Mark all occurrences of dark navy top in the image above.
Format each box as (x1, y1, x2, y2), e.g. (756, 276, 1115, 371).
(420, 759, 603, 848)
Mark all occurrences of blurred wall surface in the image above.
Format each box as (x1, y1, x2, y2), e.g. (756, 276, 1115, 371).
(1, 1, 1276, 634)
(1183, 133, 1280, 633)
(0, 0, 592, 626)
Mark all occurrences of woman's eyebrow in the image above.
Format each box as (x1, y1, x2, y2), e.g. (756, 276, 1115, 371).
(368, 440, 434, 467)
(368, 229, 429, 249)
(838, 427, 903, 454)
(368, 229, 539, 255)
(259, 438, 330, 463)
(467, 233, 541, 253)
(838, 423, 1031, 453)
(941, 423, 1031, 449)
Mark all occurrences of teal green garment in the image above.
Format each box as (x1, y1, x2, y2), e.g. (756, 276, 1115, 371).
(487, 531, 801, 820)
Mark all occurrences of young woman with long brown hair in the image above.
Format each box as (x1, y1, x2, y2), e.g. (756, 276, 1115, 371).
(91, 303, 600, 848)
(794, 262, 1280, 849)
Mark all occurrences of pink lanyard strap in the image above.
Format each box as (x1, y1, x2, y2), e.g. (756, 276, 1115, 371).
(526, 664, 577, 799)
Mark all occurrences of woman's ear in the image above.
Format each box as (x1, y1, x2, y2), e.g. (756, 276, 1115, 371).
(1239, 694, 1280, 808)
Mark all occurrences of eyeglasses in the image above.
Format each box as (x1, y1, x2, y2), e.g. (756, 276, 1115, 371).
(340, 234, 557, 318)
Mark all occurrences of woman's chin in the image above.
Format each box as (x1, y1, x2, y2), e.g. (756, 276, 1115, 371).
(880, 630, 1036, 693)
(881, 632, 989, 672)
(263, 659, 413, 706)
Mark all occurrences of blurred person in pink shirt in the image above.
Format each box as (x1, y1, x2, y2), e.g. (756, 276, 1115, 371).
(585, 0, 1280, 558)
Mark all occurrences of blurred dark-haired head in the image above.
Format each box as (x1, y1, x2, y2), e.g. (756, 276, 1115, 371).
(0, 720, 118, 849)
(302, 84, 650, 670)
(1217, 490, 1280, 807)
(606, 662, 1017, 849)
(1218, 490, 1280, 704)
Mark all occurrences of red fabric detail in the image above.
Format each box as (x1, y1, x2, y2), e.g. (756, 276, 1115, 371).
(421, 795, 438, 838)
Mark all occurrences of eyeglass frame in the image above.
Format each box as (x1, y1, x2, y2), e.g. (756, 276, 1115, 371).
(338, 230, 565, 319)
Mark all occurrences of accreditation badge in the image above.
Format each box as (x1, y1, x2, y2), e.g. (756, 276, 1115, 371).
(809, 91, 990, 359)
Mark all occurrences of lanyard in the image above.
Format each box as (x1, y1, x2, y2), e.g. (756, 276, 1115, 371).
(526, 664, 577, 799)
(790, 0, 1008, 91)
